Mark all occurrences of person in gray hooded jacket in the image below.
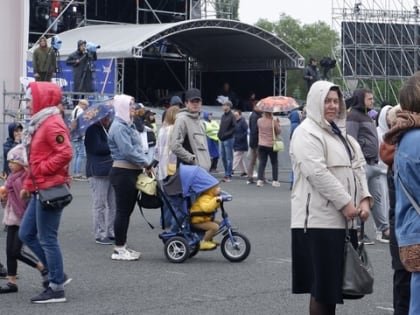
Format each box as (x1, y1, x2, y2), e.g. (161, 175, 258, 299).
(170, 88, 210, 171)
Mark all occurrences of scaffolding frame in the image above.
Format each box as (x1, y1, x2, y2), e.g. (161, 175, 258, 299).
(332, 0, 419, 102)
(21, 0, 292, 109)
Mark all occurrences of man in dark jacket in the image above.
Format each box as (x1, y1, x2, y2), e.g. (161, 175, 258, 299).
(217, 100, 236, 182)
(84, 114, 115, 245)
(232, 110, 248, 177)
(346, 88, 390, 244)
(303, 58, 320, 93)
(66, 40, 97, 103)
(246, 102, 262, 184)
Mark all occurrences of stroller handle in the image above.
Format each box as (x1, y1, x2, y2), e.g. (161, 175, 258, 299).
(220, 191, 232, 202)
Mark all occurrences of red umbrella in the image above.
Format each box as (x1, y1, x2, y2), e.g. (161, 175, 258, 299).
(256, 96, 299, 113)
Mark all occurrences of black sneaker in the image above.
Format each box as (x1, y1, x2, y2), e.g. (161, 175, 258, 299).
(0, 282, 18, 294)
(42, 273, 72, 289)
(95, 237, 113, 245)
(31, 287, 66, 304)
(0, 266, 7, 279)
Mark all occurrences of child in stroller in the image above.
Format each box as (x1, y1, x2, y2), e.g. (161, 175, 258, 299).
(190, 184, 223, 250)
(159, 164, 249, 263)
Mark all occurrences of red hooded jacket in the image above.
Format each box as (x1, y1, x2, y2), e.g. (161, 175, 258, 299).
(23, 82, 72, 192)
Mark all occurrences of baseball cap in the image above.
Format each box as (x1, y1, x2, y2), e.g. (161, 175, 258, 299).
(185, 88, 202, 102)
(170, 95, 183, 106)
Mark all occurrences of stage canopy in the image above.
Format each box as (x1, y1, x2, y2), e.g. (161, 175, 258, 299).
(27, 19, 304, 72)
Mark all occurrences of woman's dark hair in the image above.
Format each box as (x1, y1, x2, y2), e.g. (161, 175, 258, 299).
(399, 71, 420, 113)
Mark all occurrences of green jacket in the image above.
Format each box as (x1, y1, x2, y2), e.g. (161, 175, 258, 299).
(33, 47, 56, 74)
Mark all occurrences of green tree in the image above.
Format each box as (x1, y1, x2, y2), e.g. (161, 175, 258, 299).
(255, 15, 339, 99)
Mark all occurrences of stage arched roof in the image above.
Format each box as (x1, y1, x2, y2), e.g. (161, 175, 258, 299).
(28, 19, 304, 72)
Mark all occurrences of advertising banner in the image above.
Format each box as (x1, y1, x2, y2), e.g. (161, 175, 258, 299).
(26, 58, 116, 95)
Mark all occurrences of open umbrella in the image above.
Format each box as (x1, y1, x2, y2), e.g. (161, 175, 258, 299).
(256, 96, 299, 113)
(71, 100, 114, 138)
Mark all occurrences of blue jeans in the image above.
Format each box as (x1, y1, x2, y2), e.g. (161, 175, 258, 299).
(365, 164, 389, 232)
(19, 195, 65, 290)
(72, 139, 86, 175)
(89, 177, 116, 240)
(221, 138, 234, 178)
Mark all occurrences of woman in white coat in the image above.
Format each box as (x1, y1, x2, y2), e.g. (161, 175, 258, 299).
(290, 81, 372, 314)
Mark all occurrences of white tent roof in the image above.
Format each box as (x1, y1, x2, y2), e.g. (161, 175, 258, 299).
(27, 19, 304, 70)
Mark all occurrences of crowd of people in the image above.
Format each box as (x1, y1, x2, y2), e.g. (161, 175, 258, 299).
(2, 68, 420, 313)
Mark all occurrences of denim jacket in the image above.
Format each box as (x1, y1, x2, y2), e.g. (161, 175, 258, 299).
(108, 116, 148, 167)
(394, 129, 420, 247)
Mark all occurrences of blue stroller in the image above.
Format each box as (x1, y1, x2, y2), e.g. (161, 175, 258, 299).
(158, 164, 251, 263)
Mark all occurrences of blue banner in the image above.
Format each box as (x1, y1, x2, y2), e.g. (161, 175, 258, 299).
(26, 58, 116, 95)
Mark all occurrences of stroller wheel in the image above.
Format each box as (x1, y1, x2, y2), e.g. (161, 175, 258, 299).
(221, 232, 251, 262)
(164, 236, 190, 263)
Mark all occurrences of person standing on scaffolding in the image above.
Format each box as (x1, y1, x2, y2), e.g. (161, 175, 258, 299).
(66, 40, 97, 104)
(32, 37, 56, 82)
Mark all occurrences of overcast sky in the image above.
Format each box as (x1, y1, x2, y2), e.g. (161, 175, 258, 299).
(238, 0, 333, 25)
(238, 0, 418, 25)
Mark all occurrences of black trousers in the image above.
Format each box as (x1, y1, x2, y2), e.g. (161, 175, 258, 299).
(6, 225, 38, 276)
(110, 167, 142, 247)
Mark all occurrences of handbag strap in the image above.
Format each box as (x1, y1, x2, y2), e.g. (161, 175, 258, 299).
(398, 172, 420, 216)
(136, 192, 155, 230)
(345, 219, 365, 251)
(272, 119, 277, 142)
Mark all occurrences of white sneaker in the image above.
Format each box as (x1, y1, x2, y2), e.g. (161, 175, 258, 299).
(256, 180, 264, 187)
(111, 246, 141, 261)
(127, 247, 142, 258)
(272, 181, 281, 187)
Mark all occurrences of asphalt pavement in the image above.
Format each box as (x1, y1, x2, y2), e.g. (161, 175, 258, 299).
(0, 170, 394, 315)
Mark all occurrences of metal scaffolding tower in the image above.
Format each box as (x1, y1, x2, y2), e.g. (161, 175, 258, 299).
(136, 0, 236, 23)
(332, 0, 419, 102)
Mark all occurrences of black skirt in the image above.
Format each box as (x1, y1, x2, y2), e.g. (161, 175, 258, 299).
(291, 228, 358, 304)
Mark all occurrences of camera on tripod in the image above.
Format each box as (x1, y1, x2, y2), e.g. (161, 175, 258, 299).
(51, 35, 62, 51)
(86, 42, 101, 53)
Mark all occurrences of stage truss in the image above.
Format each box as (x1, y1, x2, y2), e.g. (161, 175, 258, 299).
(332, 0, 419, 103)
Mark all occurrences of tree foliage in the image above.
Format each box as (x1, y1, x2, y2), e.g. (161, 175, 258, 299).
(255, 14, 339, 100)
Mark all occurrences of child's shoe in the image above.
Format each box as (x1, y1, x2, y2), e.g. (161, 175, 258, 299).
(199, 241, 217, 250)
(210, 239, 219, 246)
(0, 282, 18, 294)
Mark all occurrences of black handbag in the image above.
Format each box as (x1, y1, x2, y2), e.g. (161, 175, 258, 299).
(38, 184, 73, 211)
(137, 190, 162, 209)
(342, 222, 374, 299)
